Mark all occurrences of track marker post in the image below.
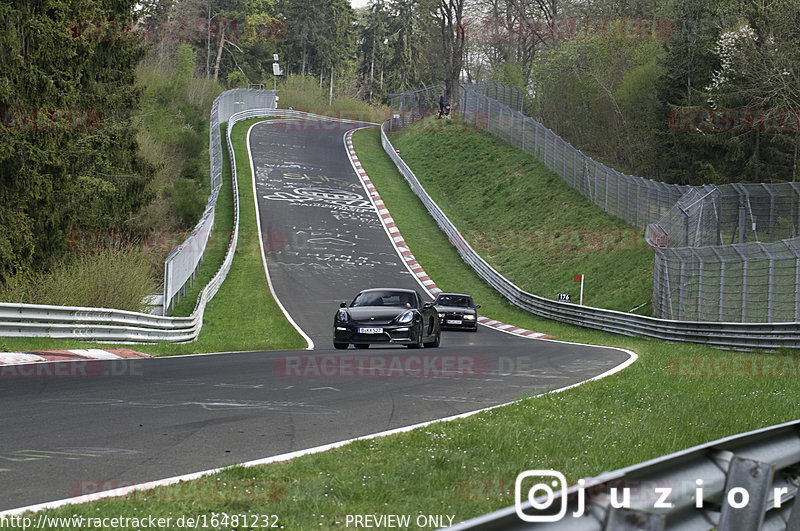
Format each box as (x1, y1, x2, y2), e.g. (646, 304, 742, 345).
(574, 274, 584, 305)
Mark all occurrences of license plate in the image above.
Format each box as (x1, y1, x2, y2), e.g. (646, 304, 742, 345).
(358, 327, 384, 334)
(447, 319, 462, 325)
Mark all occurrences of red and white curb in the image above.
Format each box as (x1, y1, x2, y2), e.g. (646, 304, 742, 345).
(344, 130, 553, 340)
(0, 349, 149, 366)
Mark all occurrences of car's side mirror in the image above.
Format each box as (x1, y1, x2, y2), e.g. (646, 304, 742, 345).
(340, 302, 347, 308)
(475, 304, 481, 309)
(423, 302, 433, 310)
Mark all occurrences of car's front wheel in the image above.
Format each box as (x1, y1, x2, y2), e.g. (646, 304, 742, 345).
(333, 342, 349, 350)
(424, 330, 440, 348)
(407, 327, 423, 349)
(355, 344, 370, 349)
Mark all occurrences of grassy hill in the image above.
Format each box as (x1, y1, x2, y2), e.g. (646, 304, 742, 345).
(390, 118, 654, 314)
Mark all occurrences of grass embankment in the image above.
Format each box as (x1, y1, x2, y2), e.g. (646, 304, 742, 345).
(390, 117, 654, 313)
(29, 126, 800, 530)
(0, 120, 306, 355)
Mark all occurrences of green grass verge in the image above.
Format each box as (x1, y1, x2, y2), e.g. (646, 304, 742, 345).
(390, 117, 653, 314)
(25, 125, 800, 530)
(145, 118, 307, 355)
(0, 119, 306, 356)
(167, 125, 232, 319)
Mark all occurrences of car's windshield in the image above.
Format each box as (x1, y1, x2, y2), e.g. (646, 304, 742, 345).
(435, 295, 473, 307)
(352, 291, 417, 308)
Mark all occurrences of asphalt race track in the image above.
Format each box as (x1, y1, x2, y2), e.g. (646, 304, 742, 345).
(0, 118, 631, 512)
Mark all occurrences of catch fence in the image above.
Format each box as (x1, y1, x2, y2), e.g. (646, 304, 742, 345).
(455, 82, 800, 323)
(162, 89, 277, 314)
(388, 86, 446, 131)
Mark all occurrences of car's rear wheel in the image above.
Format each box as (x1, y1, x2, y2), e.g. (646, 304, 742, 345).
(333, 342, 349, 350)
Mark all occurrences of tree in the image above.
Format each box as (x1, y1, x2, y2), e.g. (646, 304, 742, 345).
(0, 0, 154, 281)
(435, 0, 466, 101)
(706, 0, 800, 181)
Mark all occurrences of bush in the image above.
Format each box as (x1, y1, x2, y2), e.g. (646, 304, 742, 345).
(276, 74, 388, 123)
(0, 252, 158, 312)
(171, 177, 206, 226)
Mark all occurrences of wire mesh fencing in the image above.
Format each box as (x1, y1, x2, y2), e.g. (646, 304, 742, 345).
(465, 81, 524, 112)
(648, 182, 800, 322)
(459, 84, 691, 228)
(386, 82, 800, 323)
(388, 86, 446, 131)
(163, 89, 277, 314)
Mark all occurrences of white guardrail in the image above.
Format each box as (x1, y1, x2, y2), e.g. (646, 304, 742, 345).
(0, 96, 343, 342)
(448, 419, 800, 530)
(162, 89, 277, 314)
(380, 122, 800, 350)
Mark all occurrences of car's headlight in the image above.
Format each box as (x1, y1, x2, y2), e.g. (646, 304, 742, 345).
(396, 310, 414, 324)
(438, 313, 445, 318)
(337, 308, 349, 322)
(464, 314, 475, 320)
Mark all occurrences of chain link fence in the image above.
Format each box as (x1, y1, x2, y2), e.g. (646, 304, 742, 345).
(388, 82, 800, 323)
(459, 84, 690, 229)
(464, 81, 524, 112)
(163, 89, 277, 314)
(649, 182, 800, 322)
(388, 86, 445, 131)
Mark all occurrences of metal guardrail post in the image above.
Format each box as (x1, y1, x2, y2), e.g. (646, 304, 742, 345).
(718, 457, 774, 531)
(448, 420, 800, 530)
(604, 507, 664, 531)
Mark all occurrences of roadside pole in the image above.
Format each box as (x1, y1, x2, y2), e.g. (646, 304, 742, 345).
(574, 274, 584, 305)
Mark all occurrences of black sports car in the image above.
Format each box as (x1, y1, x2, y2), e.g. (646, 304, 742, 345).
(434, 292, 480, 331)
(333, 288, 441, 349)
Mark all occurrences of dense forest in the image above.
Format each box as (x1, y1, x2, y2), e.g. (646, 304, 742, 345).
(1, 0, 798, 295)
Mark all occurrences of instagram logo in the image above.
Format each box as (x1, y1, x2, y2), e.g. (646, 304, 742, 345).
(515, 470, 570, 522)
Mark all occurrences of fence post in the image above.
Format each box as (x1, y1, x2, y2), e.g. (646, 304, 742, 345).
(733, 246, 748, 321)
(573, 145, 577, 187)
(796, 255, 800, 322)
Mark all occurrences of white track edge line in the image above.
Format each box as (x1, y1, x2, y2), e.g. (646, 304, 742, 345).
(247, 120, 315, 350)
(0, 119, 640, 518)
(0, 347, 636, 518)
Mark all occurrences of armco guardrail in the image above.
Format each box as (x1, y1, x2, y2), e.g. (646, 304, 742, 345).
(460, 82, 800, 325)
(380, 121, 800, 349)
(0, 106, 368, 343)
(163, 89, 277, 314)
(449, 419, 800, 530)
